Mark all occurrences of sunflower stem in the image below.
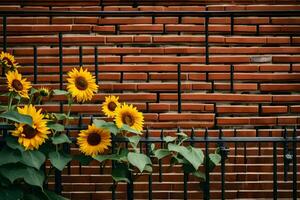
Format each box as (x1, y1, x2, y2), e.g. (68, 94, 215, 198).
(65, 95, 72, 126)
(7, 92, 14, 111)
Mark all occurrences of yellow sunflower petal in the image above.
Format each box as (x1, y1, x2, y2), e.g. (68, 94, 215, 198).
(77, 124, 111, 157)
(67, 67, 98, 103)
(12, 104, 50, 150)
(114, 103, 144, 132)
(6, 70, 31, 99)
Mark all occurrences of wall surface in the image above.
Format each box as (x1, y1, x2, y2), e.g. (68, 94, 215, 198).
(0, 0, 299, 199)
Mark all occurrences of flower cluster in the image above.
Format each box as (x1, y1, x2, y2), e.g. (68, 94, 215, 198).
(0, 51, 221, 199)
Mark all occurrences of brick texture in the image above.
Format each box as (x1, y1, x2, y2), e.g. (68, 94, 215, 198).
(0, 1, 299, 199)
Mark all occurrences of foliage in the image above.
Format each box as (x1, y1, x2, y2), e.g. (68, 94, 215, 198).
(0, 52, 223, 199)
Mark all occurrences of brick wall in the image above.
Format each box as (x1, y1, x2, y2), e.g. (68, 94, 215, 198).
(0, 1, 299, 199)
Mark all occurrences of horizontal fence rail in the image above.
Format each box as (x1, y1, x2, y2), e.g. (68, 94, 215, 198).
(0, 10, 300, 17)
(0, 125, 299, 200)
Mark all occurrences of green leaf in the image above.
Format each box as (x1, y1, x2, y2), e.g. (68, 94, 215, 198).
(0, 146, 22, 166)
(103, 122, 119, 135)
(44, 190, 69, 200)
(93, 119, 106, 127)
(73, 155, 93, 166)
(150, 143, 155, 152)
(0, 92, 10, 97)
(154, 149, 171, 160)
(51, 134, 71, 145)
(127, 152, 152, 173)
(127, 135, 140, 148)
(209, 153, 221, 166)
(53, 113, 67, 121)
(112, 164, 130, 183)
(49, 151, 72, 171)
(23, 168, 45, 188)
(20, 150, 46, 170)
(0, 105, 7, 112)
(47, 122, 64, 132)
(143, 165, 153, 173)
(168, 144, 204, 170)
(176, 132, 188, 138)
(53, 89, 69, 96)
(30, 88, 39, 95)
(94, 154, 121, 163)
(192, 171, 206, 181)
(121, 124, 142, 135)
(94, 119, 119, 135)
(6, 136, 25, 152)
(0, 111, 32, 126)
(0, 187, 23, 200)
(0, 175, 11, 187)
(163, 136, 176, 143)
(0, 164, 45, 188)
(24, 194, 42, 200)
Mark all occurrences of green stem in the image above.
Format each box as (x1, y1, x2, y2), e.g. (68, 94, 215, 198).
(65, 95, 72, 126)
(7, 92, 14, 111)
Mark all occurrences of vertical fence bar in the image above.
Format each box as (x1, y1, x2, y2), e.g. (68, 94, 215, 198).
(2, 16, 7, 76)
(183, 172, 188, 200)
(111, 134, 116, 200)
(33, 46, 37, 84)
(283, 128, 288, 182)
(55, 169, 62, 194)
(127, 172, 134, 200)
(59, 32, 63, 90)
(292, 127, 297, 200)
(79, 46, 83, 66)
(159, 129, 163, 182)
(230, 64, 234, 93)
(220, 129, 225, 200)
(145, 128, 152, 200)
(205, 16, 209, 65)
(204, 128, 210, 200)
(273, 142, 277, 200)
(94, 46, 99, 84)
(177, 64, 181, 113)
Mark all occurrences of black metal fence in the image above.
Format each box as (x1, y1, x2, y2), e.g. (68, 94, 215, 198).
(0, 10, 299, 200)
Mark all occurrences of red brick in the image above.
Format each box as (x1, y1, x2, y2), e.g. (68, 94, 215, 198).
(225, 36, 266, 44)
(155, 17, 178, 24)
(259, 64, 290, 72)
(261, 106, 288, 114)
(92, 25, 115, 33)
(260, 84, 300, 92)
(98, 17, 152, 24)
(120, 24, 163, 33)
(106, 36, 133, 43)
(217, 106, 258, 113)
(159, 113, 214, 121)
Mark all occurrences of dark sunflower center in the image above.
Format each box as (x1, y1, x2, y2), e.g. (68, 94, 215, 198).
(12, 79, 23, 91)
(40, 90, 49, 97)
(108, 102, 117, 111)
(23, 125, 37, 139)
(87, 132, 101, 146)
(2, 57, 14, 66)
(75, 76, 88, 90)
(122, 113, 134, 126)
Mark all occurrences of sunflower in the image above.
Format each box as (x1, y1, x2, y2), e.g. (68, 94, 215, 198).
(0, 51, 19, 71)
(11, 104, 50, 150)
(102, 95, 121, 118)
(77, 124, 111, 157)
(38, 87, 51, 97)
(67, 67, 98, 103)
(6, 70, 31, 98)
(114, 103, 144, 132)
